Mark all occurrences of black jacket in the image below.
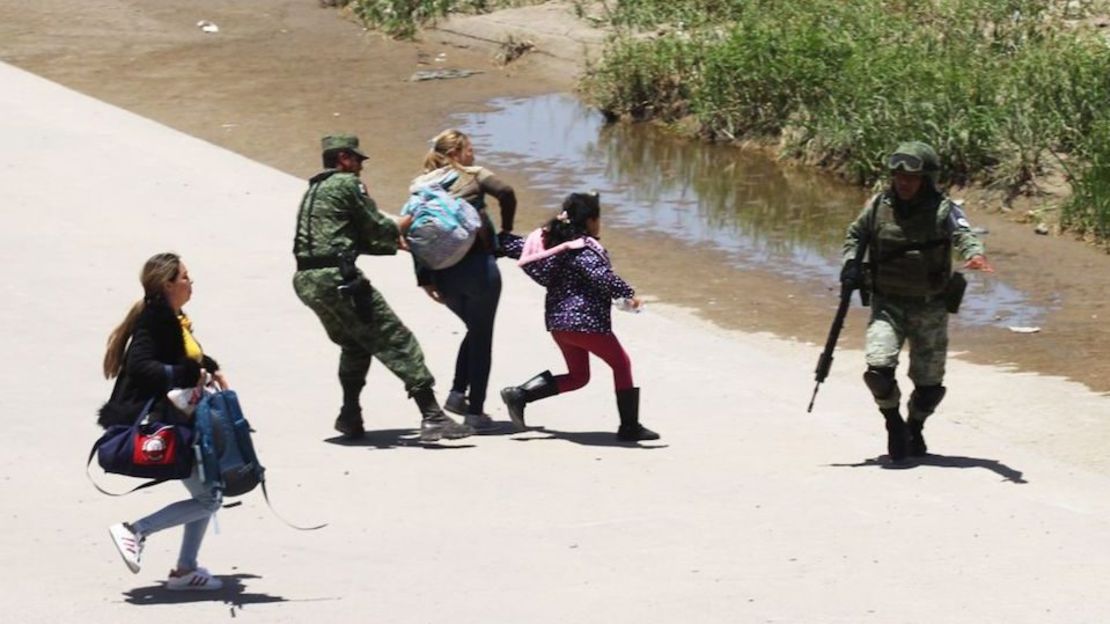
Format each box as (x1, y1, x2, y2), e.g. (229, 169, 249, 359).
(97, 300, 219, 428)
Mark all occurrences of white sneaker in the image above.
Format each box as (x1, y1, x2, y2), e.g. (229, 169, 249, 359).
(166, 567, 224, 591)
(108, 523, 143, 574)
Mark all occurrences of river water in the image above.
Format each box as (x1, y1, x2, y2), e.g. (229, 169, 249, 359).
(456, 93, 1046, 329)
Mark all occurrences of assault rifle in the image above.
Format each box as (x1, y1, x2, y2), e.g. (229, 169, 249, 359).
(807, 230, 871, 413)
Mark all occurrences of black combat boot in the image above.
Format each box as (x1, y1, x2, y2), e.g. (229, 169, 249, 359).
(863, 367, 909, 463)
(500, 371, 559, 431)
(615, 387, 659, 442)
(907, 385, 946, 457)
(412, 388, 474, 442)
(907, 418, 927, 457)
(334, 406, 365, 439)
(881, 407, 910, 463)
(335, 374, 367, 439)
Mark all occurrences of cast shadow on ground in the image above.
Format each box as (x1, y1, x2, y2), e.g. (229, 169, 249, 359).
(121, 573, 286, 608)
(511, 426, 669, 449)
(828, 453, 1027, 483)
(323, 428, 476, 450)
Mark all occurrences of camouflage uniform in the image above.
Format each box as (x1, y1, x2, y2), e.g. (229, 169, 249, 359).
(844, 192, 985, 403)
(293, 135, 470, 441)
(842, 141, 986, 460)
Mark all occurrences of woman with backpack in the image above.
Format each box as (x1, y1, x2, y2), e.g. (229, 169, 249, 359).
(100, 252, 227, 590)
(500, 192, 659, 442)
(413, 128, 518, 431)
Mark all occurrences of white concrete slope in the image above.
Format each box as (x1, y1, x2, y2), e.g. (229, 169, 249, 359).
(1, 61, 1108, 623)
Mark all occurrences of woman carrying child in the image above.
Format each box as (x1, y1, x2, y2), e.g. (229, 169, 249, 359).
(500, 192, 659, 442)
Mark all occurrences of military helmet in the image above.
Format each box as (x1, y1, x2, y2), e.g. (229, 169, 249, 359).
(887, 141, 940, 184)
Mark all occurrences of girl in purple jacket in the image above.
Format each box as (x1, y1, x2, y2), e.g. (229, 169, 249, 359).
(500, 192, 659, 442)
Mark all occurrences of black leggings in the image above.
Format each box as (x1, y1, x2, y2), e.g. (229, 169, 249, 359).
(432, 252, 502, 414)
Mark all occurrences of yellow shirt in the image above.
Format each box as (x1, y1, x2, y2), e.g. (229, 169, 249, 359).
(178, 313, 204, 363)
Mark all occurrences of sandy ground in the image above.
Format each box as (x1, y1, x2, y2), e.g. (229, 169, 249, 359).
(2, 2, 1110, 622)
(0, 0, 1107, 394)
(4, 59, 1110, 624)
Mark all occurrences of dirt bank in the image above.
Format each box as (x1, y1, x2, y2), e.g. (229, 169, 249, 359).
(1, 0, 1106, 392)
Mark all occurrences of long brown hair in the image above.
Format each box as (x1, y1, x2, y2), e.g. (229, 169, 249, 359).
(102, 252, 182, 379)
(423, 128, 470, 172)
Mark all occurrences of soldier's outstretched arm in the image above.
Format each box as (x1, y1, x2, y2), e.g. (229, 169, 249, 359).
(947, 203, 994, 272)
(350, 181, 400, 255)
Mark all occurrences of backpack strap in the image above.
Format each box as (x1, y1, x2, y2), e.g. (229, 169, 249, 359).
(192, 393, 220, 489)
(257, 479, 328, 531)
(85, 446, 172, 496)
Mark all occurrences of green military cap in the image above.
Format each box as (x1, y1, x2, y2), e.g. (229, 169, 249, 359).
(321, 134, 369, 160)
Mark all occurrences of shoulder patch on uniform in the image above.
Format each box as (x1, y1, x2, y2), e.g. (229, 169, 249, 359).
(357, 182, 369, 197)
(947, 203, 971, 228)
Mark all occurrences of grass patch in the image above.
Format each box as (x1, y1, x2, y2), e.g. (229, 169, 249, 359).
(336, 0, 538, 39)
(1061, 115, 1110, 244)
(581, 0, 1110, 241)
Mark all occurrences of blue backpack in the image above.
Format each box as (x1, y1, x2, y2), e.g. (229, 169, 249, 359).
(402, 168, 482, 270)
(193, 390, 263, 497)
(193, 390, 327, 530)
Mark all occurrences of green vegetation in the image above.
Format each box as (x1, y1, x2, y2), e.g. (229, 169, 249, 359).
(581, 0, 1110, 243)
(1061, 120, 1110, 241)
(337, 0, 529, 39)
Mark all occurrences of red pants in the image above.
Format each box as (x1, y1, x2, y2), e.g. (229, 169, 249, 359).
(550, 331, 634, 392)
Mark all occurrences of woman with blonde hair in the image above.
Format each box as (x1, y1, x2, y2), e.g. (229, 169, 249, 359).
(100, 252, 229, 590)
(414, 128, 518, 430)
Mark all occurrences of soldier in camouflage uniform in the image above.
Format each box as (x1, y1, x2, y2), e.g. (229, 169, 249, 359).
(841, 141, 994, 463)
(292, 134, 473, 442)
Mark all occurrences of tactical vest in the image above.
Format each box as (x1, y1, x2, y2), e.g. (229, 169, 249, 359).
(869, 193, 953, 297)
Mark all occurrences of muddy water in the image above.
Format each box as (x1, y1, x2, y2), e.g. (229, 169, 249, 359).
(457, 94, 1047, 329)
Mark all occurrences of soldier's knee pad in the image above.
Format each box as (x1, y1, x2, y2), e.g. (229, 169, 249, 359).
(910, 385, 946, 415)
(863, 366, 899, 401)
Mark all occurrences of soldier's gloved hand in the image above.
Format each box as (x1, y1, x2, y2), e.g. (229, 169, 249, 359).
(840, 260, 863, 289)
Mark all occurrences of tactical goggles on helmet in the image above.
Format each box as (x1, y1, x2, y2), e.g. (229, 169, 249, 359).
(887, 152, 924, 173)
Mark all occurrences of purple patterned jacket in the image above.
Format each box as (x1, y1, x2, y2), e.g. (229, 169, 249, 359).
(507, 230, 635, 333)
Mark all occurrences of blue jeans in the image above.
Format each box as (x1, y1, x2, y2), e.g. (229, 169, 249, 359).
(432, 252, 502, 414)
(131, 468, 222, 571)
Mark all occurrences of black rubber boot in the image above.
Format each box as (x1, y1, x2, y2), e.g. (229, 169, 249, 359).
(881, 407, 909, 463)
(500, 371, 559, 431)
(412, 388, 474, 442)
(615, 387, 659, 442)
(334, 406, 365, 439)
